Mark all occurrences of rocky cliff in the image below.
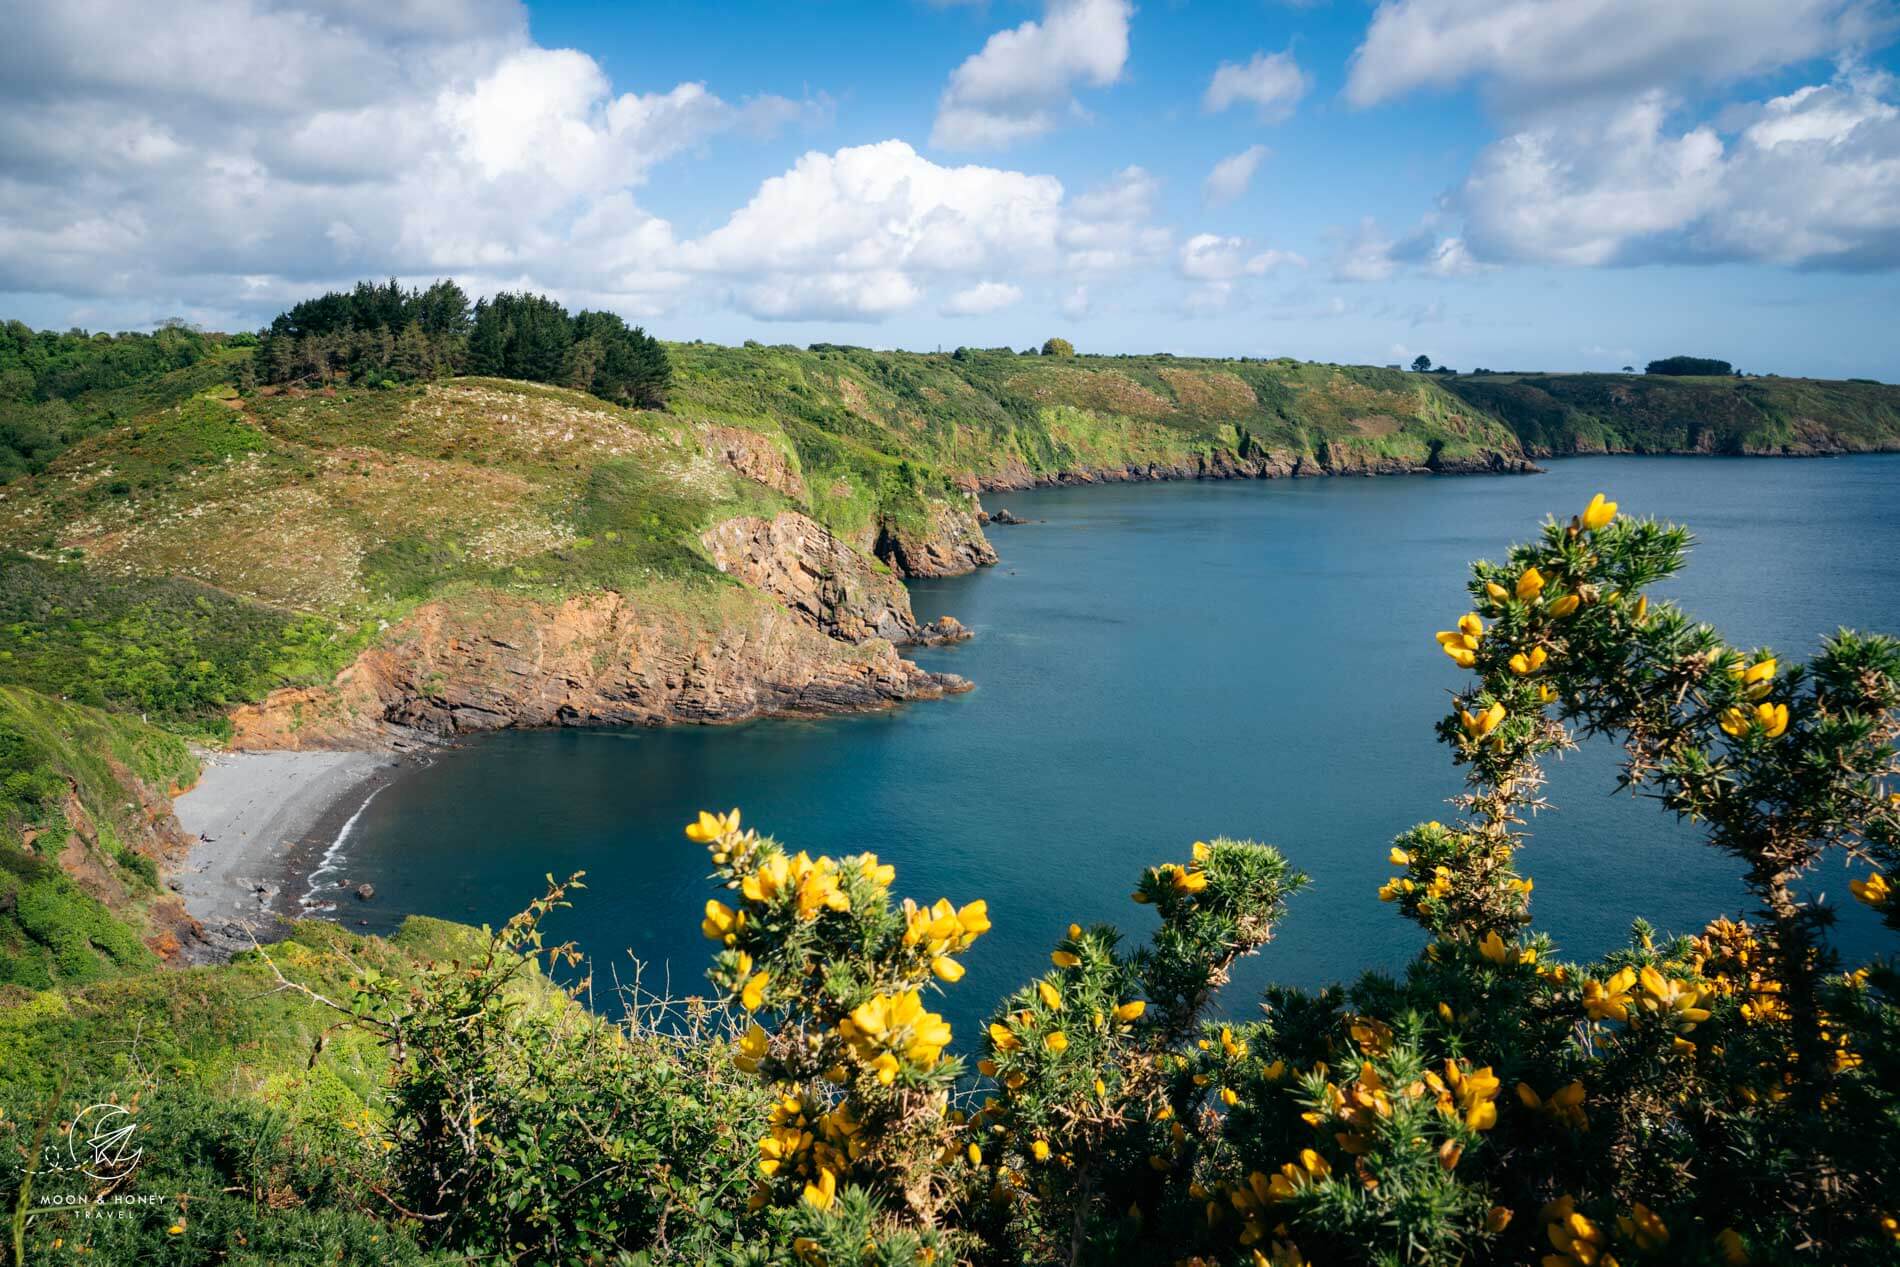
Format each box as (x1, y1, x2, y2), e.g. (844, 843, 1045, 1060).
(228, 583, 969, 749)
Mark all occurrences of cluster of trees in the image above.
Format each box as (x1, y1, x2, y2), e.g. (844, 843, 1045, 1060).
(1646, 356, 1734, 376)
(255, 279, 670, 408)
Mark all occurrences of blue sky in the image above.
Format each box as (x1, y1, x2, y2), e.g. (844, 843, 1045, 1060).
(2, 0, 1898, 375)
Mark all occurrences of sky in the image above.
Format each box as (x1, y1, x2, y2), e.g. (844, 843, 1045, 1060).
(2, 0, 1899, 376)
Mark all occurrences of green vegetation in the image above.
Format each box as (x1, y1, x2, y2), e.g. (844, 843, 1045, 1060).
(0, 321, 233, 481)
(0, 686, 197, 988)
(1646, 355, 1734, 376)
(258, 279, 672, 408)
(1443, 370, 1900, 455)
(0, 555, 361, 737)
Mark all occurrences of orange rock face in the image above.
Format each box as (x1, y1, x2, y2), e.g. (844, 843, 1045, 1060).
(229, 587, 970, 749)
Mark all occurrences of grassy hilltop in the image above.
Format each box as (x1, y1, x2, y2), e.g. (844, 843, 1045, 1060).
(1443, 370, 1900, 456)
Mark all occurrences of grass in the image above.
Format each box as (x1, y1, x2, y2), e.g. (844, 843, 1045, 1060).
(1442, 371, 1900, 455)
(0, 686, 198, 988)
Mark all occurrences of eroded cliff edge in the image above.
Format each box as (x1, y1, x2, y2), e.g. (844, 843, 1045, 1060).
(230, 584, 970, 749)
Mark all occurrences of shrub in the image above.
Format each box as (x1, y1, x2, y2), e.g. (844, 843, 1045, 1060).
(1645, 356, 1733, 376)
(1041, 338, 1075, 357)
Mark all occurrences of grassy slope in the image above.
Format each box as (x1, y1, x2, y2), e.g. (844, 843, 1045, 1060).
(0, 916, 504, 1263)
(1442, 371, 1900, 456)
(0, 686, 199, 988)
(674, 345, 1525, 500)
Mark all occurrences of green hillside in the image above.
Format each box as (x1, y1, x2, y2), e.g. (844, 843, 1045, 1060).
(1443, 371, 1900, 456)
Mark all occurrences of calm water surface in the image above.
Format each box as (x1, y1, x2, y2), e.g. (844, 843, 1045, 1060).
(342, 456, 1900, 1033)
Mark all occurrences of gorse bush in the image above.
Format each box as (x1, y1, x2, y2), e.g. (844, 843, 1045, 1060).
(283, 492, 1898, 1266)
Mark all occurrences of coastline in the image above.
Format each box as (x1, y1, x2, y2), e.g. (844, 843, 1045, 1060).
(172, 749, 406, 955)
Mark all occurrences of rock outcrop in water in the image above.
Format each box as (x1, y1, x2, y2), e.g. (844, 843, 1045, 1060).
(965, 443, 1537, 490)
(228, 586, 970, 749)
(875, 499, 999, 577)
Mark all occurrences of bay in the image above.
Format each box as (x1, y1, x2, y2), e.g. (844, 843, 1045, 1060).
(338, 455, 1900, 1035)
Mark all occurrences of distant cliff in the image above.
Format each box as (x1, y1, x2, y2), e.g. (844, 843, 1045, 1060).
(1441, 372, 1900, 457)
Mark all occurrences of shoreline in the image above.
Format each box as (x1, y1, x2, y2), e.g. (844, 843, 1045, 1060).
(172, 749, 409, 955)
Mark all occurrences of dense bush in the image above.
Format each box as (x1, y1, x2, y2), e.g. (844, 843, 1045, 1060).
(0, 321, 225, 480)
(1645, 356, 1733, 376)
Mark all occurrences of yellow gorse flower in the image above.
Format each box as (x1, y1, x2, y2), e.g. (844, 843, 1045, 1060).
(1428, 1059, 1500, 1131)
(1850, 872, 1891, 907)
(1720, 701, 1789, 739)
(1515, 1080, 1588, 1131)
(839, 989, 953, 1082)
(1730, 656, 1777, 699)
(1548, 593, 1582, 618)
(1508, 646, 1549, 676)
(1581, 492, 1617, 531)
(1458, 701, 1506, 740)
(685, 808, 741, 842)
(1515, 566, 1546, 601)
(1582, 967, 1637, 1022)
(1435, 612, 1485, 668)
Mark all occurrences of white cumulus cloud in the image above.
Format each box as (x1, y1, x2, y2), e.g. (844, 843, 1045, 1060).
(1457, 71, 1900, 269)
(941, 281, 1025, 315)
(1203, 49, 1310, 123)
(1203, 145, 1269, 206)
(1346, 0, 1870, 113)
(931, 0, 1133, 149)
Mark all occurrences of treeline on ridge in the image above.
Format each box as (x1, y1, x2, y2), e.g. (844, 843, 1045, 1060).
(256, 279, 671, 408)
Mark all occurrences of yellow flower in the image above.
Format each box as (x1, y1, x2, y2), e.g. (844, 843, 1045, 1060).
(1617, 1202, 1670, 1251)
(1389, 846, 1411, 865)
(1439, 1059, 1500, 1130)
(1458, 701, 1506, 740)
(802, 1167, 837, 1211)
(741, 970, 771, 1012)
(1581, 492, 1617, 531)
(967, 1142, 982, 1165)
(1508, 646, 1549, 675)
(842, 990, 953, 1075)
(1515, 567, 1546, 601)
(858, 853, 896, 887)
(933, 956, 965, 982)
(1031, 1139, 1051, 1161)
(1716, 1227, 1750, 1264)
(988, 1022, 1022, 1052)
(1633, 594, 1650, 623)
(735, 1022, 770, 1074)
(1515, 1080, 1588, 1130)
(1850, 872, 1891, 907)
(1548, 593, 1581, 618)
(686, 808, 740, 842)
(1721, 702, 1789, 739)
(1113, 1000, 1147, 1022)
(1730, 656, 1777, 699)
(1484, 580, 1510, 604)
(1478, 931, 1509, 965)
(1051, 949, 1081, 968)
(1037, 981, 1063, 1010)
(701, 900, 739, 943)
(1044, 1030, 1069, 1054)
(1582, 967, 1637, 1022)
(1436, 615, 1484, 667)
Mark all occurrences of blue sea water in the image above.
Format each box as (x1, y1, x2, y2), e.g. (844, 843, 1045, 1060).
(339, 455, 1900, 1034)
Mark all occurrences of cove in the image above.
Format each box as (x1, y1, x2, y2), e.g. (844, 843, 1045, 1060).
(337, 455, 1900, 1035)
